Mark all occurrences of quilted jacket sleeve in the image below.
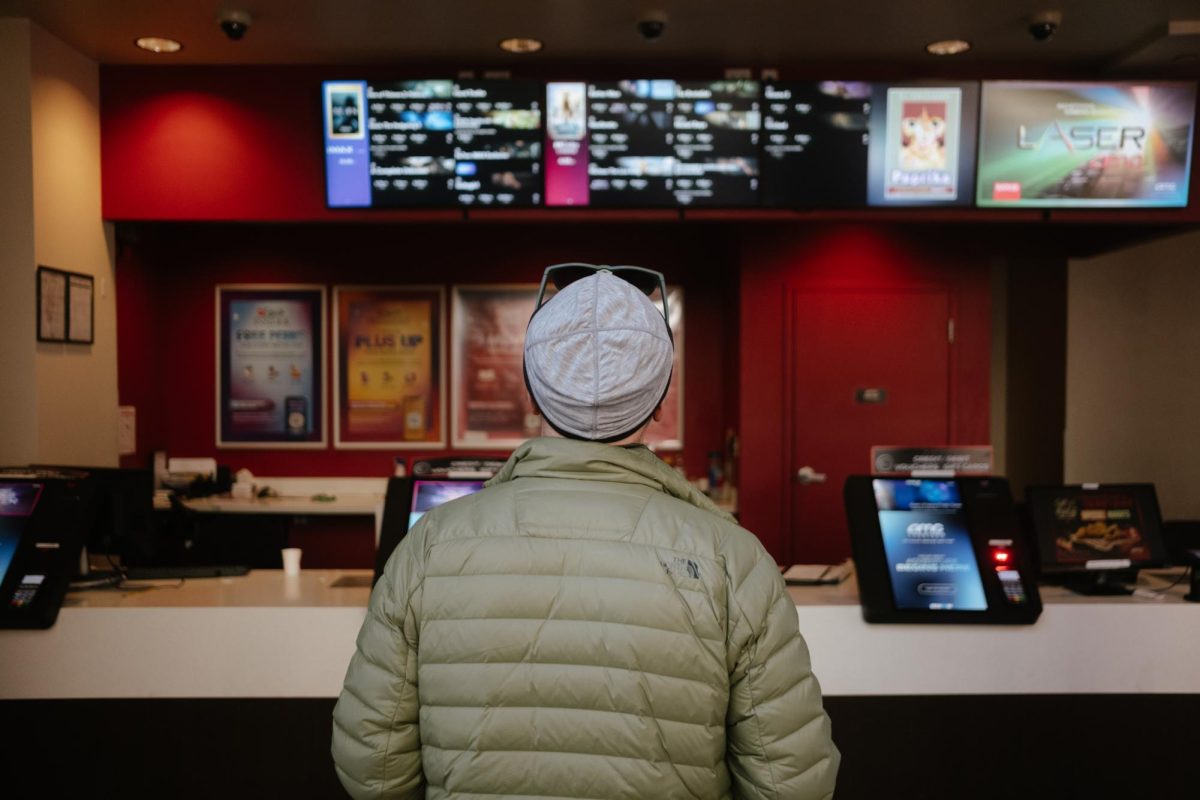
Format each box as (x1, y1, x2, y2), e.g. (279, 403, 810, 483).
(726, 551, 840, 799)
(331, 522, 428, 799)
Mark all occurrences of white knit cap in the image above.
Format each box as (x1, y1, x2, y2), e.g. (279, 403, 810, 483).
(524, 271, 673, 441)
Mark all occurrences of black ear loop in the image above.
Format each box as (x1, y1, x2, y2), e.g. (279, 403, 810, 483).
(522, 279, 674, 443)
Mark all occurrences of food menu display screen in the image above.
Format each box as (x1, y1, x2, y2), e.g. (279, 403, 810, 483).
(324, 80, 543, 208)
(873, 479, 988, 611)
(545, 80, 761, 207)
(408, 480, 485, 528)
(1028, 486, 1162, 569)
(977, 81, 1196, 207)
(762, 81, 978, 207)
(0, 483, 42, 586)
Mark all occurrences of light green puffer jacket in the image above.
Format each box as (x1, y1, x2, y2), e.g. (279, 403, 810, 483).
(332, 437, 839, 799)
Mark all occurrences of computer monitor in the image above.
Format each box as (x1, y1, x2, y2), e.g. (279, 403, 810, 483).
(373, 477, 486, 583)
(1025, 483, 1168, 595)
(33, 466, 156, 572)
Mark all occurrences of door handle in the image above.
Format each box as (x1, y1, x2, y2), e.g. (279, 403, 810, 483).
(795, 466, 827, 484)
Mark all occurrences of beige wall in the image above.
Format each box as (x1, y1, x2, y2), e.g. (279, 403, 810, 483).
(1066, 230, 1200, 520)
(0, 20, 117, 467)
(30, 22, 118, 466)
(0, 19, 39, 465)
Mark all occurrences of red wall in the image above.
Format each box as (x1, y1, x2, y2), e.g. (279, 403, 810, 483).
(738, 224, 993, 561)
(104, 65, 1011, 564)
(116, 222, 739, 480)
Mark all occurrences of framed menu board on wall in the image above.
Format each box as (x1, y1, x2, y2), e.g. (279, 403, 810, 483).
(37, 266, 93, 344)
(216, 285, 326, 449)
(333, 286, 446, 449)
(451, 285, 540, 449)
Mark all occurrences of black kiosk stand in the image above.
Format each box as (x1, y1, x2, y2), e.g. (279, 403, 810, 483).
(1187, 565, 1200, 601)
(844, 474, 1042, 624)
(0, 473, 91, 629)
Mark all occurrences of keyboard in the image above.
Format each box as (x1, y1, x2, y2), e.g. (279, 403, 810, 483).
(123, 565, 250, 580)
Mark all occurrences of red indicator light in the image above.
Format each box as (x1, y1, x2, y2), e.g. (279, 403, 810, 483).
(992, 549, 1010, 563)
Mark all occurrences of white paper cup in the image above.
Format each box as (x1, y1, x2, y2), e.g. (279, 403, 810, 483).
(281, 547, 302, 576)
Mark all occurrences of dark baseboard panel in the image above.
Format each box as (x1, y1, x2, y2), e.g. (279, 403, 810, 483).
(2, 694, 1195, 799)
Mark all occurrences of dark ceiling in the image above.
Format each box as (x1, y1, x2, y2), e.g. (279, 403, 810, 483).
(2, 0, 1200, 74)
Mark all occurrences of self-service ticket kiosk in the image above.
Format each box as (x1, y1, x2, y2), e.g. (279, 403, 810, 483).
(0, 474, 90, 629)
(845, 476, 1042, 624)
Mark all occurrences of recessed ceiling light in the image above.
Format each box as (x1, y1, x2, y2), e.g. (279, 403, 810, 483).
(135, 37, 183, 54)
(926, 39, 972, 56)
(499, 37, 543, 54)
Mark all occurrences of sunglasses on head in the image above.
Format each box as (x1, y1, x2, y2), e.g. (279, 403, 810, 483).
(535, 263, 670, 324)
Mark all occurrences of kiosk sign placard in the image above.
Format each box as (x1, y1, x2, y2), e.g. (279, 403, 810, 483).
(871, 445, 993, 476)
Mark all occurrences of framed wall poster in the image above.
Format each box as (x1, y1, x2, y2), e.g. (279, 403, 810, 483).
(37, 266, 95, 344)
(451, 285, 540, 449)
(216, 285, 327, 449)
(333, 286, 446, 449)
(644, 286, 684, 451)
(66, 273, 95, 344)
(36, 267, 68, 342)
(451, 283, 684, 451)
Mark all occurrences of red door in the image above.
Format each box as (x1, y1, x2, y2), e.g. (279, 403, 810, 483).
(788, 288, 952, 563)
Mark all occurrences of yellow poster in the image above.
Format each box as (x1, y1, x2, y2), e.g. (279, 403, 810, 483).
(336, 287, 443, 447)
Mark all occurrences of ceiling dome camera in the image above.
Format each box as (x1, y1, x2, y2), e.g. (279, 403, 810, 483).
(637, 10, 668, 41)
(1029, 10, 1062, 42)
(218, 10, 252, 41)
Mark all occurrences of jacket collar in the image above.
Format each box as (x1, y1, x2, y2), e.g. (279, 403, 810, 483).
(489, 437, 735, 523)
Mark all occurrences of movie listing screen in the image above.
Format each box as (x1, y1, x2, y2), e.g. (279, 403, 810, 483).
(761, 81, 978, 207)
(545, 80, 761, 207)
(977, 81, 1195, 208)
(873, 479, 988, 612)
(323, 80, 543, 208)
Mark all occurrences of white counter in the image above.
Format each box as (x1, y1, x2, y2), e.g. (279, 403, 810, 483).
(1, 569, 1196, 700)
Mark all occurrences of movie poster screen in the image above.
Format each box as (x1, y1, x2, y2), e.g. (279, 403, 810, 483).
(335, 287, 444, 448)
(452, 286, 541, 448)
(644, 286, 684, 451)
(977, 81, 1195, 207)
(452, 284, 684, 451)
(217, 286, 325, 448)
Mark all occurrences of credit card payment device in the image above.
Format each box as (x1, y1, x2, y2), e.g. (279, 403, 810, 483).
(0, 475, 90, 629)
(844, 476, 1042, 624)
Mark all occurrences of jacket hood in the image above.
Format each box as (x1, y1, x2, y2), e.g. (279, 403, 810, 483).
(489, 437, 736, 524)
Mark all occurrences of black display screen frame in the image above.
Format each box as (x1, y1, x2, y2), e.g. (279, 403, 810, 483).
(1025, 483, 1168, 576)
(844, 475, 1043, 625)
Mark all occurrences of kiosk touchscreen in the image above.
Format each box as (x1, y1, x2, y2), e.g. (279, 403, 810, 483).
(1025, 483, 1167, 595)
(373, 477, 486, 583)
(844, 476, 1042, 624)
(0, 475, 91, 629)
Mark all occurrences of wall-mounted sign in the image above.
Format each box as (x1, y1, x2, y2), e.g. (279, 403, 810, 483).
(451, 285, 541, 449)
(216, 285, 326, 449)
(36, 266, 93, 344)
(333, 286, 445, 449)
(856, 387, 887, 404)
(871, 445, 993, 476)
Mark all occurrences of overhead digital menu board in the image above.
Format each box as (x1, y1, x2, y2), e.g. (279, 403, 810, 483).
(761, 81, 978, 207)
(977, 81, 1195, 208)
(323, 80, 542, 208)
(545, 79, 761, 207)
